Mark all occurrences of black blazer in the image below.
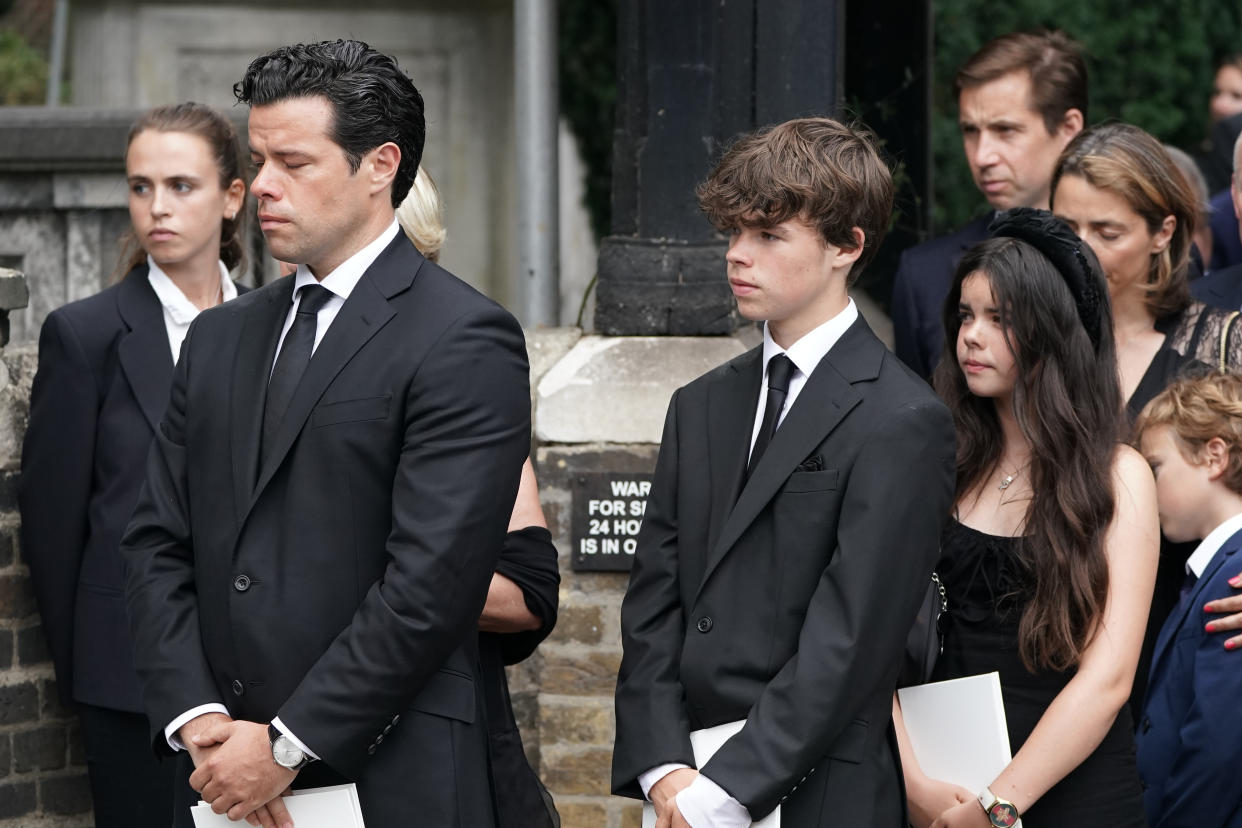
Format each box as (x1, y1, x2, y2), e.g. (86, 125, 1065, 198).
(612, 317, 956, 825)
(1192, 262, 1242, 311)
(121, 234, 531, 827)
(890, 214, 991, 379)
(18, 264, 246, 711)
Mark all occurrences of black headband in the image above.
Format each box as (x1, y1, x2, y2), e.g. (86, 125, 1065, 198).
(988, 207, 1104, 348)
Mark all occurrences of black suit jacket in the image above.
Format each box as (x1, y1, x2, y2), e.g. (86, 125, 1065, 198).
(121, 234, 531, 827)
(1192, 262, 1242, 311)
(890, 214, 991, 379)
(18, 264, 246, 712)
(612, 317, 956, 825)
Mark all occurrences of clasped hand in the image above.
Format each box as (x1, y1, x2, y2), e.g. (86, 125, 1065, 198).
(650, 767, 698, 828)
(183, 716, 297, 828)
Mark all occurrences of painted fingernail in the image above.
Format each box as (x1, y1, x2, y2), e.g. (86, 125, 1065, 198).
(1206, 603, 1216, 613)
(1206, 623, 1217, 632)
(1230, 576, 1241, 586)
(1227, 640, 1238, 650)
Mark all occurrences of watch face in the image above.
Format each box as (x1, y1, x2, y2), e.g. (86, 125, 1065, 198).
(272, 735, 304, 768)
(988, 802, 1018, 828)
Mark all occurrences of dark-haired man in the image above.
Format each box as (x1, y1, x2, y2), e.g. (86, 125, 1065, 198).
(122, 40, 529, 828)
(612, 118, 955, 827)
(891, 30, 1086, 379)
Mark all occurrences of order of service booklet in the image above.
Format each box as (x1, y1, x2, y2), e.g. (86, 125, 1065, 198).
(191, 783, 365, 827)
(641, 719, 779, 828)
(897, 672, 1022, 828)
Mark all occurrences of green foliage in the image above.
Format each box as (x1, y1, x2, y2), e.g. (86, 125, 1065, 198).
(932, 0, 1242, 231)
(0, 27, 46, 105)
(559, 0, 616, 240)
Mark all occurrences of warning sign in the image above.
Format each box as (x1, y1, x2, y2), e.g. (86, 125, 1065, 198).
(571, 472, 654, 571)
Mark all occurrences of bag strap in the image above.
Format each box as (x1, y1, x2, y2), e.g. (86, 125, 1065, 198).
(1220, 310, 1241, 373)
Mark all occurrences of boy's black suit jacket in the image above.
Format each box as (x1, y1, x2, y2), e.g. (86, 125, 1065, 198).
(613, 316, 956, 825)
(121, 234, 531, 827)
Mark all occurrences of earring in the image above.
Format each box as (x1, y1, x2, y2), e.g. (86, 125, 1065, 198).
(226, 212, 235, 221)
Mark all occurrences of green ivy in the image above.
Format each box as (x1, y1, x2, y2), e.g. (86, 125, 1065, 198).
(559, 0, 616, 241)
(0, 28, 46, 105)
(932, 0, 1242, 231)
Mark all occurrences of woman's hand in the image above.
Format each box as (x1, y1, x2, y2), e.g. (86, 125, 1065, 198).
(1204, 570, 1242, 651)
(908, 777, 975, 828)
(930, 798, 991, 828)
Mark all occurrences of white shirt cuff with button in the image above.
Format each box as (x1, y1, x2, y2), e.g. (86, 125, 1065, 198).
(675, 774, 752, 828)
(639, 763, 692, 799)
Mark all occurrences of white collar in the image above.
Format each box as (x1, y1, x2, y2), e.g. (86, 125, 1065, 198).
(146, 256, 236, 324)
(290, 220, 400, 304)
(1187, 510, 1242, 577)
(761, 299, 858, 380)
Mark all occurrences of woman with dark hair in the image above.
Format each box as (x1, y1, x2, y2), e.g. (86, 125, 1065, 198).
(895, 211, 1157, 827)
(1051, 122, 1242, 707)
(18, 102, 246, 827)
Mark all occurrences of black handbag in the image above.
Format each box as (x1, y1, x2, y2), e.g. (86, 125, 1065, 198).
(897, 572, 947, 687)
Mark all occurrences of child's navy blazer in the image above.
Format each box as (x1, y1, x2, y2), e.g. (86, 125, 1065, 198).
(1137, 526, 1242, 828)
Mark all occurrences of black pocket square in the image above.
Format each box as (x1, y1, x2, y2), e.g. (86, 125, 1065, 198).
(796, 455, 825, 472)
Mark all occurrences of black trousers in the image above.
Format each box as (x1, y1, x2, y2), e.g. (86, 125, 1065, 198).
(78, 703, 179, 828)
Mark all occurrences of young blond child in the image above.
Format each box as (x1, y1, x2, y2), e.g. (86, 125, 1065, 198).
(1134, 372, 1242, 827)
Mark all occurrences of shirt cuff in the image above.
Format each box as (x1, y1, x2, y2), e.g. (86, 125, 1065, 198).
(675, 774, 752, 828)
(165, 704, 230, 751)
(638, 763, 693, 800)
(271, 717, 320, 761)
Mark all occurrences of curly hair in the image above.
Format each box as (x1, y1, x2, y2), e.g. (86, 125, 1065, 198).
(1135, 372, 1242, 497)
(234, 39, 425, 208)
(697, 117, 894, 285)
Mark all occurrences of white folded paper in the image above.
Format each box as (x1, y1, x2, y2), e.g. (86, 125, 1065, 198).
(898, 672, 1021, 828)
(191, 783, 365, 827)
(642, 720, 779, 828)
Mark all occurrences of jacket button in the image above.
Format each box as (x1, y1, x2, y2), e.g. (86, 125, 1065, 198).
(1142, 717, 1152, 733)
(233, 575, 251, 592)
(231, 679, 244, 696)
(696, 616, 713, 633)
(367, 744, 376, 755)
(391, 714, 400, 725)
(375, 734, 384, 745)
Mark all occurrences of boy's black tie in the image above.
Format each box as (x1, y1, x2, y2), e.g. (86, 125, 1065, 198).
(747, 354, 796, 476)
(263, 284, 334, 461)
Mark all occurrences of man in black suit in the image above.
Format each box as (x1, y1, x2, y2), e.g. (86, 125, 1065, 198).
(891, 30, 1086, 379)
(612, 118, 956, 827)
(121, 40, 530, 828)
(1195, 131, 1242, 310)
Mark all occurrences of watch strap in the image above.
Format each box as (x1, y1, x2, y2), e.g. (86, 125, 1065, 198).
(977, 787, 1020, 827)
(268, 723, 314, 771)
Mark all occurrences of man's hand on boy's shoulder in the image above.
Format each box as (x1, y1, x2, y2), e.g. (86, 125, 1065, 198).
(1204, 568, 1242, 651)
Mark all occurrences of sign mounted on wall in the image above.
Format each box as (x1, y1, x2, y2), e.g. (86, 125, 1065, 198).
(571, 472, 653, 571)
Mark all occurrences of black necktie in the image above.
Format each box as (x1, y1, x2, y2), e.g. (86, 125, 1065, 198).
(263, 284, 334, 461)
(747, 354, 796, 476)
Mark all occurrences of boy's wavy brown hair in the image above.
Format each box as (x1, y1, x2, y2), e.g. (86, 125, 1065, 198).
(697, 117, 894, 285)
(1135, 372, 1242, 496)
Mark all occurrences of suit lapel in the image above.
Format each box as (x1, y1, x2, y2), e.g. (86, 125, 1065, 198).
(694, 319, 883, 602)
(704, 348, 762, 554)
(115, 266, 175, 431)
(230, 278, 293, 516)
(1149, 533, 1241, 679)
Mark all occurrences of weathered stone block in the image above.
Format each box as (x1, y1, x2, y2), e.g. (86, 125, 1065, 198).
(0, 682, 38, 726)
(538, 699, 614, 746)
(0, 270, 29, 313)
(39, 772, 92, 815)
(619, 801, 644, 828)
(527, 327, 582, 389)
(536, 337, 748, 444)
(0, 631, 12, 670)
(0, 574, 36, 621)
(551, 605, 604, 645)
(0, 734, 10, 778)
(0, 779, 36, 819)
(540, 746, 612, 796)
(53, 174, 128, 210)
(12, 726, 66, 773)
(41, 678, 71, 721)
(540, 651, 621, 697)
(16, 624, 49, 666)
(554, 800, 609, 828)
(0, 526, 14, 567)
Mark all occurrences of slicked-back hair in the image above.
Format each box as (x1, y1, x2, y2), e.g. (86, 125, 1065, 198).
(955, 30, 1088, 135)
(234, 39, 425, 208)
(697, 117, 894, 285)
(935, 236, 1121, 673)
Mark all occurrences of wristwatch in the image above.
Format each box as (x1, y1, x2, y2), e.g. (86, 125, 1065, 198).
(269, 724, 315, 771)
(977, 787, 1020, 827)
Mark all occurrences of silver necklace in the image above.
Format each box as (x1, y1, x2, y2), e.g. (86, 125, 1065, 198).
(997, 463, 1028, 491)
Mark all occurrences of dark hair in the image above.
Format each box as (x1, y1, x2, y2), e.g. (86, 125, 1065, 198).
(934, 234, 1122, 672)
(234, 39, 425, 208)
(697, 117, 894, 285)
(955, 30, 1089, 134)
(121, 102, 247, 273)
(1052, 123, 1197, 319)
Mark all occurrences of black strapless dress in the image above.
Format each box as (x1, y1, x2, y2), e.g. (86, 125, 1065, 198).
(930, 520, 1147, 827)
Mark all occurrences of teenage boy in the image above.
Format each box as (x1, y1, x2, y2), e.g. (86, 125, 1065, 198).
(1134, 374, 1242, 827)
(612, 118, 957, 828)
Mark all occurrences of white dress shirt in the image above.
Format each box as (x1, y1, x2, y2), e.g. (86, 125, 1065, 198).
(163, 219, 401, 757)
(145, 257, 238, 364)
(1186, 511, 1242, 579)
(639, 298, 860, 828)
